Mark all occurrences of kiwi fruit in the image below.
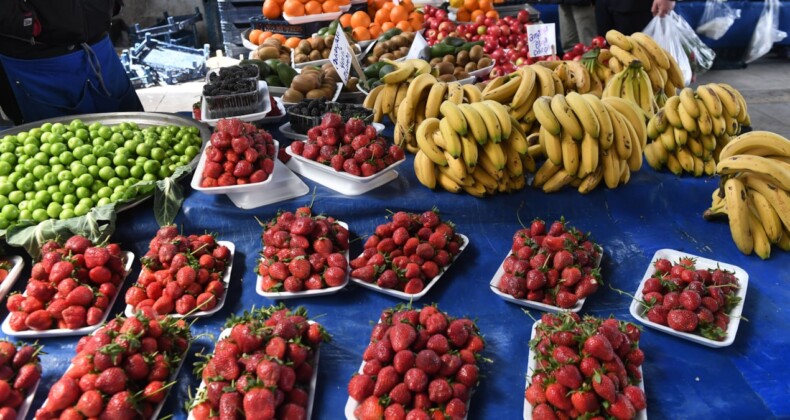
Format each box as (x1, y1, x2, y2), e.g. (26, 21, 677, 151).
(282, 89, 304, 103)
(464, 62, 478, 72)
(469, 45, 483, 62)
(309, 50, 322, 61)
(436, 61, 455, 76)
(294, 53, 308, 64)
(373, 44, 385, 57)
(399, 46, 410, 56)
(306, 89, 326, 99)
(430, 58, 442, 65)
(257, 46, 279, 60)
(437, 74, 457, 82)
(390, 35, 406, 48)
(321, 50, 330, 59)
(456, 50, 470, 67)
(455, 70, 471, 80)
(442, 54, 455, 64)
(477, 57, 493, 68)
(380, 53, 394, 61)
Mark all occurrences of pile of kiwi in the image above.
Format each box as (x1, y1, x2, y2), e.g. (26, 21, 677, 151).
(294, 35, 361, 64)
(283, 63, 348, 103)
(364, 32, 416, 65)
(429, 45, 492, 82)
(254, 37, 291, 65)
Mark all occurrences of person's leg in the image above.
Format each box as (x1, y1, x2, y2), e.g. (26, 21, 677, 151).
(613, 9, 655, 35)
(573, 4, 597, 45)
(559, 4, 579, 53)
(595, 0, 616, 36)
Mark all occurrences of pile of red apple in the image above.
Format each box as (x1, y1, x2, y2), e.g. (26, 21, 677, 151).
(422, 6, 456, 45)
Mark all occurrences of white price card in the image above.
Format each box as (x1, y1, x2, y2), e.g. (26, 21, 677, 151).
(330, 30, 353, 84)
(527, 23, 557, 57)
(406, 31, 429, 59)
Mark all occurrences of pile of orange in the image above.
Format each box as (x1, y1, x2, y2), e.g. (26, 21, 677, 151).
(262, 0, 350, 19)
(338, 0, 423, 42)
(248, 30, 302, 49)
(454, 0, 498, 22)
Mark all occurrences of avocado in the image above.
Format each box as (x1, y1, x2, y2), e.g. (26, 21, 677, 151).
(265, 74, 282, 87)
(378, 28, 402, 41)
(378, 64, 397, 79)
(327, 19, 339, 35)
(364, 61, 385, 79)
(276, 64, 298, 87)
(443, 36, 466, 47)
(264, 59, 282, 70)
(317, 27, 328, 36)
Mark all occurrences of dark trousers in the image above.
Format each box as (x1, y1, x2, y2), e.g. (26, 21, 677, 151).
(595, 0, 655, 36)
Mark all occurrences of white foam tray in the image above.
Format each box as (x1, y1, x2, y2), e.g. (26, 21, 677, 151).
(470, 63, 494, 79)
(278, 122, 384, 141)
(1, 251, 134, 337)
(628, 249, 749, 348)
(350, 234, 469, 300)
(124, 241, 234, 319)
(283, 11, 343, 25)
(523, 320, 647, 420)
(259, 97, 287, 124)
(201, 81, 273, 126)
(188, 324, 320, 420)
(257, 221, 349, 299)
(0, 256, 25, 303)
(16, 377, 39, 420)
(226, 159, 310, 209)
(489, 246, 603, 313)
(191, 140, 279, 195)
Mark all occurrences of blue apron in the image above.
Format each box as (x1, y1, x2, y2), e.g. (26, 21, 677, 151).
(0, 35, 143, 123)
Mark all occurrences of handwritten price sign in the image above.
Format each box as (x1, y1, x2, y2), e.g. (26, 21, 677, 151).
(330, 30, 353, 84)
(527, 23, 556, 57)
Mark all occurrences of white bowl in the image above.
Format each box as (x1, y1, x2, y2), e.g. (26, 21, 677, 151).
(628, 248, 749, 348)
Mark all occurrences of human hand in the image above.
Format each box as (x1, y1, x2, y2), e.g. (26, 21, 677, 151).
(651, 0, 676, 17)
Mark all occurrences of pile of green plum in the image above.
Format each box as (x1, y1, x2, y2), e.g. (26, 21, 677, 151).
(0, 119, 203, 230)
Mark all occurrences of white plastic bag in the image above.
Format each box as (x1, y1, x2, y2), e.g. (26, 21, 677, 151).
(744, 0, 787, 63)
(697, 0, 741, 40)
(644, 11, 716, 85)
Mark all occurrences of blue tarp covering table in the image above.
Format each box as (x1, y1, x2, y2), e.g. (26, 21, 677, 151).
(6, 120, 789, 419)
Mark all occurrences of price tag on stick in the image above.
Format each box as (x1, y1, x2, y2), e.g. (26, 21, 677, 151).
(406, 31, 429, 60)
(526, 23, 557, 58)
(330, 30, 367, 85)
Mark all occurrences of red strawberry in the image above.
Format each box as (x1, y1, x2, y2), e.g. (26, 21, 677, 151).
(25, 310, 52, 331)
(243, 387, 276, 419)
(531, 403, 558, 420)
(571, 390, 600, 415)
(46, 377, 81, 410)
(455, 364, 478, 387)
(446, 320, 470, 347)
(389, 383, 412, 406)
(389, 323, 417, 352)
(554, 364, 583, 389)
(583, 335, 615, 361)
(103, 391, 138, 420)
(545, 383, 572, 410)
(415, 350, 441, 375)
(592, 372, 617, 403)
(14, 363, 41, 391)
(404, 368, 429, 393)
(75, 389, 104, 417)
(525, 383, 547, 405)
(373, 366, 399, 397)
(349, 374, 375, 402)
(95, 367, 127, 395)
(607, 393, 637, 420)
(354, 395, 384, 420)
(667, 309, 698, 332)
(428, 378, 453, 403)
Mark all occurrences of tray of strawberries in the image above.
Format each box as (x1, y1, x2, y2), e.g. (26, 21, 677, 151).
(124, 225, 235, 319)
(524, 313, 647, 420)
(187, 305, 330, 420)
(0, 255, 25, 303)
(490, 218, 604, 313)
(190, 118, 278, 194)
(1, 235, 133, 337)
(349, 210, 468, 300)
(35, 311, 191, 419)
(256, 207, 350, 299)
(0, 340, 42, 420)
(345, 304, 484, 419)
(628, 249, 749, 348)
(284, 113, 406, 195)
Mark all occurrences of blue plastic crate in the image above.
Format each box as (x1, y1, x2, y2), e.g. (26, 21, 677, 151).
(218, 0, 264, 25)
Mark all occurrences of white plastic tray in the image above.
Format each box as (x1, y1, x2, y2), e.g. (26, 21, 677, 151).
(269, 85, 287, 97)
(470, 63, 494, 79)
(257, 221, 349, 299)
(344, 313, 473, 418)
(1, 251, 134, 337)
(523, 320, 646, 420)
(191, 140, 280, 195)
(350, 234, 469, 300)
(458, 75, 476, 85)
(283, 11, 343, 24)
(489, 246, 603, 313)
(43, 330, 188, 420)
(188, 324, 320, 420)
(227, 159, 310, 209)
(0, 256, 25, 303)
(285, 144, 404, 183)
(282, 82, 344, 106)
(16, 378, 39, 420)
(259, 97, 287, 124)
(278, 121, 384, 141)
(292, 46, 365, 69)
(629, 249, 749, 348)
(124, 241, 235, 319)
(201, 81, 273, 126)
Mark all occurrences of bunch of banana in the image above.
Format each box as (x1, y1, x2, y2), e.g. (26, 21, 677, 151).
(602, 60, 657, 118)
(702, 131, 790, 259)
(528, 93, 647, 193)
(413, 100, 534, 196)
(376, 71, 483, 153)
(535, 60, 600, 96)
(605, 30, 684, 98)
(643, 83, 751, 177)
(363, 58, 433, 123)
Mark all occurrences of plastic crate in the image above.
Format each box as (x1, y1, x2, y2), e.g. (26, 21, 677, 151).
(129, 8, 203, 47)
(218, 0, 264, 25)
(249, 16, 332, 38)
(224, 42, 250, 58)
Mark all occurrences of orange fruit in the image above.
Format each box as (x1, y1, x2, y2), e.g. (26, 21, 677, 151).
(257, 31, 273, 45)
(337, 0, 350, 4)
(463, 0, 478, 11)
(340, 13, 353, 27)
(395, 20, 412, 31)
(305, 0, 322, 14)
(283, 0, 304, 15)
(263, 0, 282, 19)
(390, 5, 408, 23)
(249, 29, 263, 43)
(485, 10, 498, 18)
(374, 9, 390, 25)
(381, 2, 395, 13)
(456, 9, 471, 22)
(409, 18, 422, 31)
(478, 0, 491, 11)
(401, 0, 415, 12)
(381, 21, 395, 31)
(323, 0, 340, 12)
(351, 10, 372, 28)
(369, 23, 382, 38)
(285, 37, 302, 48)
(470, 9, 484, 21)
(408, 11, 423, 21)
(271, 33, 287, 44)
(371, 0, 387, 11)
(352, 26, 371, 41)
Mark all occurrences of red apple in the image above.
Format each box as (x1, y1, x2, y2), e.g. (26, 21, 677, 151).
(439, 21, 455, 33)
(517, 10, 530, 24)
(563, 52, 575, 61)
(436, 9, 448, 20)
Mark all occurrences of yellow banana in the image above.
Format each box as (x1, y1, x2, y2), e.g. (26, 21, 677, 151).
(508, 116, 529, 154)
(678, 88, 700, 118)
(748, 212, 772, 259)
(439, 117, 463, 158)
(471, 102, 502, 143)
(677, 100, 698, 133)
(578, 165, 604, 194)
(601, 148, 621, 188)
(707, 83, 740, 118)
(463, 180, 487, 197)
(631, 32, 670, 69)
(381, 63, 414, 84)
(363, 84, 385, 109)
(533, 159, 561, 188)
(663, 95, 683, 129)
(484, 100, 512, 140)
(424, 82, 448, 119)
(666, 151, 683, 175)
(533, 96, 562, 136)
(551, 94, 584, 141)
(749, 189, 783, 243)
(605, 30, 633, 50)
(643, 142, 664, 169)
(623, 118, 644, 171)
(716, 155, 790, 191)
(542, 168, 574, 193)
(478, 150, 504, 179)
(463, 84, 482, 103)
(444, 151, 468, 183)
(697, 85, 723, 118)
(472, 169, 498, 192)
(566, 92, 600, 138)
(447, 82, 464, 104)
(673, 127, 688, 147)
(676, 147, 695, 173)
(606, 104, 633, 160)
(482, 74, 522, 103)
(540, 126, 564, 166)
(503, 140, 523, 177)
(723, 177, 754, 254)
(530, 64, 556, 96)
(658, 128, 676, 152)
(414, 150, 437, 189)
(512, 67, 537, 108)
(458, 104, 488, 145)
(582, 93, 614, 149)
(719, 131, 790, 160)
(460, 135, 478, 168)
(439, 101, 468, 136)
(415, 118, 447, 165)
(580, 131, 600, 178)
(695, 98, 713, 136)
(742, 174, 790, 232)
(561, 132, 581, 176)
(602, 96, 647, 148)
(436, 169, 462, 193)
(482, 141, 506, 170)
(665, 53, 685, 88)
